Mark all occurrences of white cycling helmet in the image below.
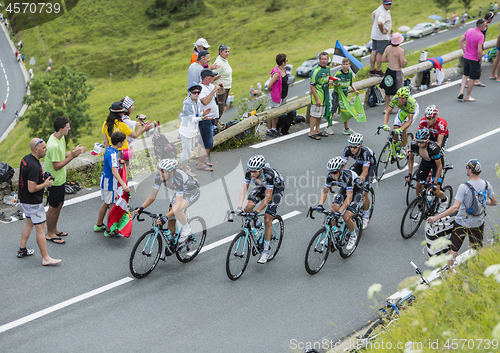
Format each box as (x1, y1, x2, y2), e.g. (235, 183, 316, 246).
(158, 158, 178, 172)
(247, 155, 265, 171)
(424, 105, 438, 118)
(348, 133, 363, 147)
(326, 157, 344, 172)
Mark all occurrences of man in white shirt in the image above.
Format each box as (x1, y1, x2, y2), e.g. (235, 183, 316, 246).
(370, 0, 392, 77)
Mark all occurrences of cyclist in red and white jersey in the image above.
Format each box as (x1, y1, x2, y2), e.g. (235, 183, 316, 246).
(417, 105, 449, 150)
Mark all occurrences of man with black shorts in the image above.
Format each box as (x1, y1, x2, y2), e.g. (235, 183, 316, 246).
(458, 18, 487, 102)
(236, 155, 285, 264)
(45, 116, 86, 244)
(370, 0, 392, 77)
(427, 159, 496, 267)
(316, 157, 364, 250)
(342, 133, 376, 229)
(17, 138, 61, 266)
(406, 128, 448, 213)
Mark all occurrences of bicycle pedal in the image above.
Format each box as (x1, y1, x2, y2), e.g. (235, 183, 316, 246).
(252, 247, 258, 256)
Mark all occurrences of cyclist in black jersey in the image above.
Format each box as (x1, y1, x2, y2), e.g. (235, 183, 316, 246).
(342, 133, 376, 229)
(316, 156, 364, 250)
(236, 155, 285, 264)
(406, 128, 448, 208)
(134, 159, 200, 244)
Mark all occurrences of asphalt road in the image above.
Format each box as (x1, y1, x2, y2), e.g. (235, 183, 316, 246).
(1, 72, 499, 352)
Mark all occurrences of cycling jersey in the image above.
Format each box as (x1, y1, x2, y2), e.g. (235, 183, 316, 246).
(244, 166, 284, 190)
(417, 117, 449, 149)
(409, 140, 442, 162)
(154, 170, 200, 206)
(324, 169, 363, 193)
(389, 96, 417, 114)
(342, 146, 376, 168)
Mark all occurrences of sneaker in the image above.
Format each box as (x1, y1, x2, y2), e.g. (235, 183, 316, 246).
(178, 226, 191, 244)
(375, 70, 384, 77)
(324, 127, 334, 135)
(257, 252, 269, 264)
(104, 230, 123, 238)
(17, 248, 34, 258)
(266, 129, 277, 138)
(94, 224, 106, 232)
(273, 128, 283, 137)
(369, 70, 376, 76)
(362, 217, 370, 230)
(437, 197, 448, 213)
(346, 233, 358, 250)
(343, 128, 354, 135)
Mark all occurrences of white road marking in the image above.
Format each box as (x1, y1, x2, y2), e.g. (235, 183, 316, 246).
(0, 277, 134, 334)
(446, 127, 500, 152)
(412, 79, 461, 98)
(295, 79, 305, 84)
(429, 41, 443, 48)
(440, 29, 448, 33)
(401, 40, 414, 46)
(288, 96, 298, 101)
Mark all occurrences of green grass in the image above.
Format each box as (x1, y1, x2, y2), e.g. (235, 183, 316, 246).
(0, 0, 488, 164)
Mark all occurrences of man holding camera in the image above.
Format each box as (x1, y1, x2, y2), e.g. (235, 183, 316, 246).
(197, 68, 224, 172)
(45, 117, 86, 244)
(17, 138, 61, 266)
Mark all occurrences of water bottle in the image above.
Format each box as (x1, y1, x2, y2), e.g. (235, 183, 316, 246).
(427, 191, 433, 205)
(254, 219, 262, 229)
(252, 228, 259, 237)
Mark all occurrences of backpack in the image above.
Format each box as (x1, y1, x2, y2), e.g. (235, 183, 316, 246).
(464, 181, 488, 216)
(368, 86, 384, 107)
(0, 162, 15, 191)
(152, 134, 177, 160)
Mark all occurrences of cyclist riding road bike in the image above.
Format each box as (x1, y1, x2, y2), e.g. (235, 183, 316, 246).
(316, 156, 364, 250)
(341, 133, 376, 229)
(405, 128, 448, 212)
(134, 159, 200, 247)
(382, 86, 420, 159)
(417, 105, 449, 151)
(236, 155, 285, 264)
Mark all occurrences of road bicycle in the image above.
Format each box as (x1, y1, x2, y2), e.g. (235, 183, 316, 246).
(351, 249, 475, 352)
(129, 210, 207, 279)
(304, 206, 363, 275)
(405, 160, 453, 206)
(225, 210, 284, 280)
(375, 126, 414, 181)
(400, 177, 453, 239)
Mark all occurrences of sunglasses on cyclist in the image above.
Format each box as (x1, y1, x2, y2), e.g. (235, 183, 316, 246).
(329, 171, 339, 175)
(416, 139, 427, 144)
(349, 145, 359, 149)
(425, 116, 435, 120)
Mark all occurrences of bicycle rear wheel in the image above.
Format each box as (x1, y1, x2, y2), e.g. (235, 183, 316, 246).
(305, 228, 331, 275)
(129, 230, 163, 279)
(366, 187, 375, 221)
(397, 133, 413, 170)
(176, 216, 207, 263)
(376, 142, 391, 181)
(401, 197, 425, 239)
(339, 215, 363, 258)
(267, 215, 284, 262)
(226, 231, 251, 280)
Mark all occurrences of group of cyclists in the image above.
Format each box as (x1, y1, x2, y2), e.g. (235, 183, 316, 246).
(133, 86, 450, 266)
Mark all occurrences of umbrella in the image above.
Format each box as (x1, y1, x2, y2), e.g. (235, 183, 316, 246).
(398, 25, 411, 32)
(324, 48, 335, 55)
(428, 15, 442, 21)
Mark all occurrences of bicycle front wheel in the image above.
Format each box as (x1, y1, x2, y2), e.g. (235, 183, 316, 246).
(401, 197, 425, 239)
(176, 216, 207, 263)
(129, 230, 163, 279)
(406, 169, 418, 206)
(432, 185, 453, 215)
(366, 187, 375, 221)
(267, 214, 284, 262)
(226, 231, 251, 280)
(339, 215, 363, 258)
(305, 228, 331, 275)
(376, 142, 391, 181)
(397, 132, 413, 170)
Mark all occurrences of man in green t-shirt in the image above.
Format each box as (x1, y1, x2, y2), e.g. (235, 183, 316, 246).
(309, 52, 334, 140)
(45, 117, 87, 244)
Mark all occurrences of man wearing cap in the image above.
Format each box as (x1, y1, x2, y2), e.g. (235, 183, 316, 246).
(458, 18, 487, 102)
(191, 38, 210, 64)
(381, 32, 407, 114)
(197, 69, 224, 171)
(370, 0, 392, 77)
(427, 159, 497, 267)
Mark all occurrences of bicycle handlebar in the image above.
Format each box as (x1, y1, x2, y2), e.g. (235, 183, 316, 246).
(307, 206, 340, 220)
(226, 210, 263, 222)
(135, 209, 162, 222)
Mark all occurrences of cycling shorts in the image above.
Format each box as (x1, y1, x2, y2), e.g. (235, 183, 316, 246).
(247, 186, 284, 216)
(333, 189, 364, 214)
(415, 159, 442, 185)
(170, 189, 200, 208)
(350, 163, 375, 192)
(393, 103, 419, 127)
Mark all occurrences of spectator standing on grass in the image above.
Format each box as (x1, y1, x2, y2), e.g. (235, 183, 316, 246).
(309, 52, 334, 140)
(267, 53, 289, 138)
(427, 159, 497, 268)
(120, 96, 148, 155)
(157, 121, 161, 133)
(17, 138, 61, 266)
(187, 50, 219, 88)
(458, 18, 487, 103)
(197, 69, 224, 172)
(213, 44, 232, 120)
(380, 32, 407, 114)
(45, 117, 87, 245)
(490, 2, 494, 11)
(478, 7, 482, 18)
(489, 23, 500, 81)
(191, 38, 210, 65)
(333, 57, 360, 135)
(369, 0, 392, 77)
(48, 58, 52, 68)
(495, 2, 498, 13)
(94, 132, 130, 237)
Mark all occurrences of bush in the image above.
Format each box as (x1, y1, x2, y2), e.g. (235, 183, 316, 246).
(145, 0, 205, 28)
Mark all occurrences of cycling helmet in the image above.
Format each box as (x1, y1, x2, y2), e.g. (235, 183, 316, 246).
(424, 105, 438, 118)
(247, 155, 265, 171)
(158, 158, 178, 172)
(348, 133, 363, 147)
(395, 86, 410, 98)
(326, 157, 344, 172)
(415, 128, 430, 141)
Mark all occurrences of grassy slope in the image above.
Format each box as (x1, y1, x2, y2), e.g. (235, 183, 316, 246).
(0, 0, 486, 164)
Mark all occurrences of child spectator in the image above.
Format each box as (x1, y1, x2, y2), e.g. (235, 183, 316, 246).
(94, 132, 130, 237)
(333, 57, 360, 135)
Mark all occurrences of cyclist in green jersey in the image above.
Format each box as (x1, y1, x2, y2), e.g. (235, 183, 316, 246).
(382, 86, 420, 159)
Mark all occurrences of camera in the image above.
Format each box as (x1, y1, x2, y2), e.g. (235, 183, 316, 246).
(44, 171, 55, 181)
(136, 115, 147, 122)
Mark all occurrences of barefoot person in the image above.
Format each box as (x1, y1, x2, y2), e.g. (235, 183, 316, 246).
(17, 138, 61, 266)
(381, 32, 407, 114)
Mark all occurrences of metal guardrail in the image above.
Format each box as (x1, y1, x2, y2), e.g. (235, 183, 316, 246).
(213, 39, 497, 147)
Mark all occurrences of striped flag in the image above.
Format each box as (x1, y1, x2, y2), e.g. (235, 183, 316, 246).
(332, 40, 364, 74)
(108, 163, 133, 237)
